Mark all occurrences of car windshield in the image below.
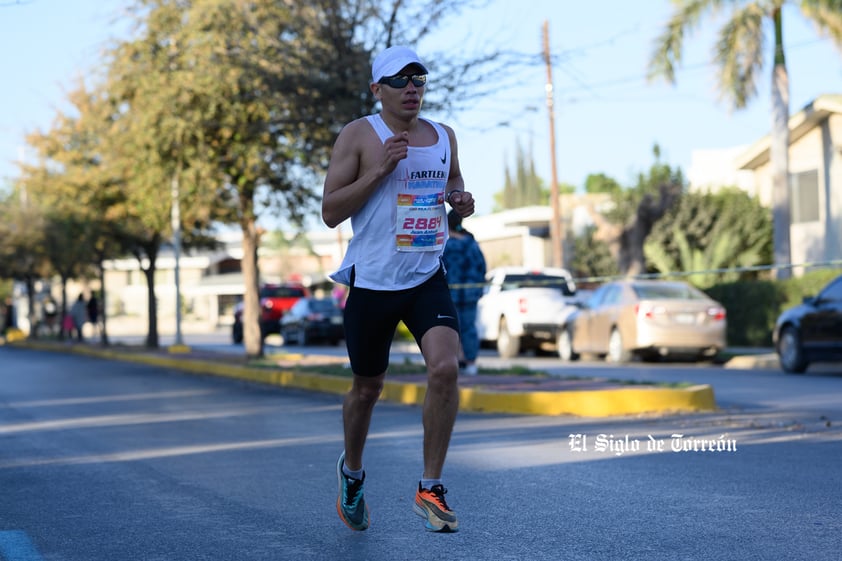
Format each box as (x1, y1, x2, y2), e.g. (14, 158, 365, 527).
(632, 283, 706, 300)
(260, 286, 305, 298)
(501, 274, 574, 295)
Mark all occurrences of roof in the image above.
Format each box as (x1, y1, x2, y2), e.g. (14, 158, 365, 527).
(735, 94, 842, 170)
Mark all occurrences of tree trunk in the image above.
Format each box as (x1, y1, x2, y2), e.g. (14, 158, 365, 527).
(618, 183, 681, 276)
(98, 262, 109, 346)
(140, 255, 160, 349)
(241, 214, 263, 359)
(60, 273, 69, 340)
(770, 9, 791, 280)
(25, 275, 36, 339)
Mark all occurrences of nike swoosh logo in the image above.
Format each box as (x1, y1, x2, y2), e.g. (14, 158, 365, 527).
(440, 153, 446, 164)
(437, 314, 455, 320)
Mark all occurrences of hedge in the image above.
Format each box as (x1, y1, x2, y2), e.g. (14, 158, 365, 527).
(706, 268, 841, 347)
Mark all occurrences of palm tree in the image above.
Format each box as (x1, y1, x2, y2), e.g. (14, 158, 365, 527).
(647, 0, 842, 280)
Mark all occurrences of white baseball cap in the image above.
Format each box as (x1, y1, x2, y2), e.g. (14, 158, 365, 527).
(371, 46, 429, 84)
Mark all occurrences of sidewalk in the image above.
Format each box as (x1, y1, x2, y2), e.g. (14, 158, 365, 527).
(12, 337, 718, 418)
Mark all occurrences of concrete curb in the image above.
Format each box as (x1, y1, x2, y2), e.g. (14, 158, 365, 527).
(724, 353, 780, 369)
(13, 341, 718, 418)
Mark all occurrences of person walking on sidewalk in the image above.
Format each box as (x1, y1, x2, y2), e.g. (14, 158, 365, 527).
(322, 45, 475, 533)
(87, 293, 100, 339)
(442, 209, 487, 376)
(70, 294, 87, 342)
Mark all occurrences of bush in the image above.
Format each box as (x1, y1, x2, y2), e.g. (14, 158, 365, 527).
(706, 280, 784, 347)
(707, 268, 842, 347)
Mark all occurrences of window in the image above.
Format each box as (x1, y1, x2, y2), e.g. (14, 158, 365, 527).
(790, 170, 820, 224)
(502, 273, 574, 295)
(633, 282, 707, 300)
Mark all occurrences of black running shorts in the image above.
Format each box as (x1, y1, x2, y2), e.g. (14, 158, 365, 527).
(343, 266, 459, 376)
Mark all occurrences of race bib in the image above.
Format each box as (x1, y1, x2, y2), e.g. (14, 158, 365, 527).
(395, 192, 446, 251)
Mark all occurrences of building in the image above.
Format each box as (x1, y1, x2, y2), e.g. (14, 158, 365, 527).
(735, 94, 842, 269)
(688, 94, 842, 272)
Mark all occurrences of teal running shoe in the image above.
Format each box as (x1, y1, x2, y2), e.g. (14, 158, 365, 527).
(336, 452, 369, 531)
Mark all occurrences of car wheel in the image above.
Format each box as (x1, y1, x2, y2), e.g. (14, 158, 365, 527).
(232, 322, 243, 344)
(607, 328, 632, 363)
(778, 325, 808, 374)
(557, 328, 579, 361)
(496, 317, 520, 359)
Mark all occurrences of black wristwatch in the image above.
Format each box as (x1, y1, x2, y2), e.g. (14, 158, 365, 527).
(445, 190, 462, 205)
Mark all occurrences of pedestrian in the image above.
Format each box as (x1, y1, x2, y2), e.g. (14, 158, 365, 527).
(87, 293, 100, 338)
(442, 209, 487, 376)
(322, 45, 475, 533)
(70, 294, 87, 342)
(43, 296, 58, 335)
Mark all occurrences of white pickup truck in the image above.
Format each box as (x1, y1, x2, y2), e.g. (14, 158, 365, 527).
(476, 267, 579, 358)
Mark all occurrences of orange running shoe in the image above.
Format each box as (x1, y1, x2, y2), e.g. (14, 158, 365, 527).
(413, 482, 459, 532)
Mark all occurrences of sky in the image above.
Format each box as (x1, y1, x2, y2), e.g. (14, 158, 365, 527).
(2, 0, 842, 221)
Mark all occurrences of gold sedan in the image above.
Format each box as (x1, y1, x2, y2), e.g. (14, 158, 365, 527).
(558, 280, 727, 363)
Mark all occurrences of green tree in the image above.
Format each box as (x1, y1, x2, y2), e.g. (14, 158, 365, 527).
(494, 139, 549, 211)
(645, 188, 772, 287)
(648, 0, 842, 280)
(20, 82, 165, 345)
(584, 173, 621, 194)
(0, 185, 50, 333)
(570, 225, 619, 282)
(605, 145, 684, 276)
(105, 0, 265, 349)
(105, 0, 505, 357)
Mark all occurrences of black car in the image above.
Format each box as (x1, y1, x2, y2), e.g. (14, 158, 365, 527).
(773, 274, 842, 373)
(279, 297, 344, 346)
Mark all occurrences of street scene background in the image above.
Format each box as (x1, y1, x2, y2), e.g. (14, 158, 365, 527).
(1, 332, 840, 560)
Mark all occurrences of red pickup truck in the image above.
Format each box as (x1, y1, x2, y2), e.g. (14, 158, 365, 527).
(232, 283, 308, 343)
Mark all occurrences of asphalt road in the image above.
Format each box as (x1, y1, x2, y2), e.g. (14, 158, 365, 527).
(1, 346, 840, 561)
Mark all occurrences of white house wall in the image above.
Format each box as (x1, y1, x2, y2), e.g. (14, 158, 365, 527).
(791, 124, 827, 268)
(826, 113, 842, 263)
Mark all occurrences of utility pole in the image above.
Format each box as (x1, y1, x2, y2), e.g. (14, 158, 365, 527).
(543, 20, 563, 269)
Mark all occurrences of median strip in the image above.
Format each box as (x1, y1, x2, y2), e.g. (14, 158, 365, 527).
(14, 341, 717, 417)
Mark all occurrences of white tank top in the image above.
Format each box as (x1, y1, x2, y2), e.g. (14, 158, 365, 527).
(330, 114, 451, 290)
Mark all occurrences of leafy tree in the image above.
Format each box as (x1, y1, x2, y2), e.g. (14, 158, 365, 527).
(645, 188, 773, 287)
(570, 225, 619, 282)
(21, 82, 153, 345)
(108, 0, 508, 357)
(584, 173, 622, 194)
(494, 140, 549, 210)
(0, 185, 50, 334)
(648, 0, 842, 280)
(604, 145, 684, 276)
(107, 0, 282, 355)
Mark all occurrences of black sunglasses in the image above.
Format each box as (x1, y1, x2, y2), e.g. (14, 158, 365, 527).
(378, 73, 427, 88)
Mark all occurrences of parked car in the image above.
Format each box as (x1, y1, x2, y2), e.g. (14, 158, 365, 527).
(280, 297, 344, 346)
(476, 266, 578, 358)
(232, 283, 308, 343)
(773, 274, 842, 374)
(556, 280, 726, 363)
